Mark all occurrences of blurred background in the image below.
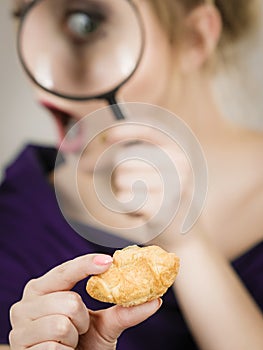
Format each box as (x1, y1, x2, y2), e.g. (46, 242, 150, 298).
(0, 0, 57, 180)
(0, 0, 263, 181)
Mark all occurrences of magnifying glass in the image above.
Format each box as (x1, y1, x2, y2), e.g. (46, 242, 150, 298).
(17, 0, 145, 120)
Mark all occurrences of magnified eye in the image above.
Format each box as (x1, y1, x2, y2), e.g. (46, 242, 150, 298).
(66, 11, 100, 42)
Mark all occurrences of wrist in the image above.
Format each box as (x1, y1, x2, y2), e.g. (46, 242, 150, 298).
(151, 225, 206, 255)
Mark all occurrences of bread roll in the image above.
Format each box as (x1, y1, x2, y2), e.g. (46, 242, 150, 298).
(86, 245, 180, 307)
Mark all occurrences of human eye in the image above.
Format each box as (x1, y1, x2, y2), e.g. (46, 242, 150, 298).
(65, 10, 101, 42)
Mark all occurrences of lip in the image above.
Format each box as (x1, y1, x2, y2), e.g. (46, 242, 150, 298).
(39, 100, 85, 153)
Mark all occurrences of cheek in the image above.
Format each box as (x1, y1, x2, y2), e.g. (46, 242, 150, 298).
(121, 4, 174, 107)
(122, 43, 172, 106)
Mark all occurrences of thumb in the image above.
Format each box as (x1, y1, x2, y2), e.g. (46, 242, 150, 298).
(95, 299, 162, 343)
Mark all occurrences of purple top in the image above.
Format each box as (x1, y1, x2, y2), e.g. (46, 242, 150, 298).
(0, 145, 262, 348)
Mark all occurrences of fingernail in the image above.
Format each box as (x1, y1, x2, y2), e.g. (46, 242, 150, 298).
(100, 133, 107, 143)
(153, 298, 163, 308)
(157, 298, 163, 308)
(93, 254, 113, 266)
(150, 298, 163, 310)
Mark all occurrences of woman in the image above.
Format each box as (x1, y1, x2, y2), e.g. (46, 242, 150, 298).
(1, 0, 263, 349)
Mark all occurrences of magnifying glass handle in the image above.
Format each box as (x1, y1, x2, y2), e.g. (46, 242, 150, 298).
(107, 95, 125, 120)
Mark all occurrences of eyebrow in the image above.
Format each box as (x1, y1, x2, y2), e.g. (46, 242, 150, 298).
(12, 0, 33, 17)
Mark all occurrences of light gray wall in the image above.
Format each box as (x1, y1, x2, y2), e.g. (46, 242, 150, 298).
(0, 0, 56, 180)
(213, 12, 263, 130)
(0, 0, 263, 181)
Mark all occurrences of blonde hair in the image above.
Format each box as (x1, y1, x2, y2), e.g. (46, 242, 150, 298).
(148, 0, 259, 49)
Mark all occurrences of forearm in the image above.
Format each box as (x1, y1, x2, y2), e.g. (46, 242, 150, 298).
(172, 233, 263, 350)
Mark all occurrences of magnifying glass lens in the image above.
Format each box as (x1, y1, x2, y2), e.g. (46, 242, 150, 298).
(18, 0, 143, 99)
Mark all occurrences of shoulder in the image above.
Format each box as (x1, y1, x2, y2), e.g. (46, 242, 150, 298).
(227, 125, 263, 208)
(0, 144, 67, 276)
(0, 145, 58, 235)
(236, 127, 263, 165)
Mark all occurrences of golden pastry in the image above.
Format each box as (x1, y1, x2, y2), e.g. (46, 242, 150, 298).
(86, 245, 180, 307)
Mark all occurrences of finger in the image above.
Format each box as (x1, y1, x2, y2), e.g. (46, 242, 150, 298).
(106, 123, 170, 146)
(11, 291, 90, 335)
(80, 135, 111, 173)
(114, 164, 163, 192)
(9, 314, 79, 349)
(26, 341, 73, 350)
(117, 191, 164, 218)
(93, 299, 162, 343)
(23, 254, 113, 297)
(114, 143, 172, 166)
(114, 142, 189, 173)
(114, 171, 163, 192)
(114, 158, 157, 172)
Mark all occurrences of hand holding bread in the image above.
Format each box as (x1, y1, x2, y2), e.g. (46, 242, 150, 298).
(9, 253, 162, 350)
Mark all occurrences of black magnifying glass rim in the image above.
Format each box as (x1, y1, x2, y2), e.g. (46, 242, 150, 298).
(16, 0, 145, 102)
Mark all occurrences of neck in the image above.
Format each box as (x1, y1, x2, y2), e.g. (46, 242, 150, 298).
(167, 71, 230, 143)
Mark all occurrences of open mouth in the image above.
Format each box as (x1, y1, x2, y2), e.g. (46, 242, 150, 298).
(40, 101, 84, 153)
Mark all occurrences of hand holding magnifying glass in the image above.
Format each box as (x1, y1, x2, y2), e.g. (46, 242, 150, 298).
(17, 0, 208, 249)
